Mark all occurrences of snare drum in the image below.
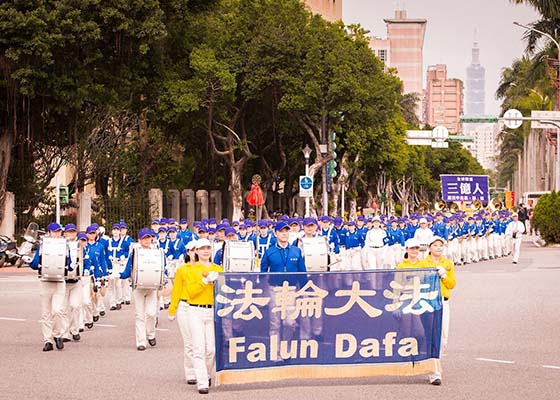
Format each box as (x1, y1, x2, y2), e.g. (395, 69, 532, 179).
(40, 237, 68, 282)
(132, 248, 165, 290)
(301, 236, 329, 272)
(223, 240, 255, 272)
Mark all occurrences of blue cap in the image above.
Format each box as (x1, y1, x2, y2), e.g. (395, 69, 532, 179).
(168, 218, 176, 225)
(239, 224, 247, 230)
(216, 224, 227, 231)
(119, 222, 128, 229)
(198, 225, 208, 233)
(138, 228, 155, 239)
(77, 233, 87, 241)
(232, 221, 240, 227)
(357, 216, 365, 221)
(157, 227, 167, 233)
(319, 216, 331, 223)
(225, 227, 237, 236)
(159, 218, 168, 225)
(111, 223, 121, 230)
(222, 218, 230, 224)
(151, 219, 160, 225)
(179, 218, 188, 224)
(333, 217, 343, 226)
(275, 221, 290, 231)
(303, 217, 317, 226)
(168, 226, 177, 232)
(64, 223, 77, 232)
(48, 222, 62, 232)
(258, 220, 268, 228)
(347, 221, 356, 227)
(86, 225, 97, 234)
(208, 218, 217, 224)
(90, 223, 99, 229)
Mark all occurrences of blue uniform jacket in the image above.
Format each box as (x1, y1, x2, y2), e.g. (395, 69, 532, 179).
(345, 231, 364, 248)
(260, 243, 306, 286)
(83, 241, 108, 278)
(386, 227, 405, 246)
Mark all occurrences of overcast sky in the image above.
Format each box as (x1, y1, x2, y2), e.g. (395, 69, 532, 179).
(343, 0, 541, 115)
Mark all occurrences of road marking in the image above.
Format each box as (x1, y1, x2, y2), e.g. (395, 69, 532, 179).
(95, 324, 117, 328)
(543, 365, 560, 370)
(156, 328, 169, 332)
(0, 317, 26, 322)
(476, 358, 515, 364)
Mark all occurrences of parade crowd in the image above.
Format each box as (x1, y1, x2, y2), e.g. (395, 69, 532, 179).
(26, 206, 527, 393)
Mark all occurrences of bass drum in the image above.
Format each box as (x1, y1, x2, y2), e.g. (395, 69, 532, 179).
(301, 236, 329, 272)
(223, 240, 255, 272)
(132, 248, 165, 290)
(40, 237, 68, 282)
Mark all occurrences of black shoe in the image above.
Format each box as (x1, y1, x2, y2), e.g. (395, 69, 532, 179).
(110, 306, 117, 311)
(125, 301, 130, 305)
(187, 379, 197, 385)
(43, 342, 53, 352)
(159, 306, 164, 311)
(431, 378, 442, 386)
(116, 304, 122, 310)
(148, 338, 156, 347)
(164, 303, 169, 309)
(93, 315, 99, 322)
(100, 311, 105, 316)
(54, 337, 64, 350)
(79, 328, 84, 333)
(72, 334, 81, 341)
(62, 338, 71, 343)
(120, 301, 124, 305)
(137, 345, 146, 351)
(85, 323, 94, 329)
(198, 388, 209, 394)
(513, 261, 518, 264)
(208, 379, 211, 387)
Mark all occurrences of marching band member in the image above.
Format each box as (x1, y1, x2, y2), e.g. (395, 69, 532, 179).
(506, 212, 525, 264)
(413, 217, 433, 260)
(27, 222, 69, 351)
(319, 216, 340, 260)
(178, 218, 194, 247)
(260, 221, 307, 360)
(386, 217, 405, 268)
(423, 236, 456, 385)
(168, 240, 198, 385)
(120, 228, 161, 351)
(62, 224, 83, 342)
(256, 220, 276, 260)
(119, 222, 133, 306)
(466, 216, 478, 263)
(363, 216, 387, 269)
(344, 221, 364, 270)
(213, 228, 238, 265)
(85, 225, 108, 324)
(107, 223, 125, 311)
(183, 238, 223, 394)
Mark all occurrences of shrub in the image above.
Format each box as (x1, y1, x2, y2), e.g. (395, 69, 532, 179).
(533, 191, 560, 244)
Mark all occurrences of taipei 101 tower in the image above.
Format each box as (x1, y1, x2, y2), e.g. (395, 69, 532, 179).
(466, 40, 485, 115)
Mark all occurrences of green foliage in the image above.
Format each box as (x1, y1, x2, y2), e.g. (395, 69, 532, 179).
(532, 191, 560, 243)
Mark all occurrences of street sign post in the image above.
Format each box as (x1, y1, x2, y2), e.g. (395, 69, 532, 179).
(441, 175, 489, 203)
(502, 109, 523, 129)
(530, 110, 560, 129)
(299, 176, 313, 198)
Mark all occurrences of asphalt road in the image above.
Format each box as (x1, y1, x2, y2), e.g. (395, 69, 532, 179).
(1, 238, 559, 400)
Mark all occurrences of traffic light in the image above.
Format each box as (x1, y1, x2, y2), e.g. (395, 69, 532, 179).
(59, 185, 69, 205)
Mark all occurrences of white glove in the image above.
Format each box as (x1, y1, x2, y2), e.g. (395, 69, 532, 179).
(436, 266, 447, 279)
(22, 256, 32, 264)
(168, 315, 176, 322)
(167, 255, 173, 260)
(207, 271, 219, 282)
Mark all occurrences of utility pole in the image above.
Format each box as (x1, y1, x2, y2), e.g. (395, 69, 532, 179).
(321, 112, 328, 216)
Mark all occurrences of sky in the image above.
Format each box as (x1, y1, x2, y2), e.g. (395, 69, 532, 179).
(343, 0, 541, 115)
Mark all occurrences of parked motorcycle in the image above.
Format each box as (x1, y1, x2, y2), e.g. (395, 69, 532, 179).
(11, 223, 42, 268)
(0, 235, 18, 268)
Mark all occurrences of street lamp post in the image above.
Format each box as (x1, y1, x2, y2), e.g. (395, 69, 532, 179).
(302, 144, 312, 217)
(513, 22, 560, 191)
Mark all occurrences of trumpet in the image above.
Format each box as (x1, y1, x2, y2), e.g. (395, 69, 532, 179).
(435, 200, 447, 211)
(489, 198, 503, 211)
(448, 202, 460, 214)
(471, 200, 483, 211)
(418, 201, 430, 213)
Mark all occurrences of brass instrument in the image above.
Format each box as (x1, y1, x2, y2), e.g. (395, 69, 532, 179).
(489, 198, 503, 211)
(471, 200, 483, 211)
(435, 200, 447, 211)
(448, 202, 460, 214)
(418, 201, 430, 213)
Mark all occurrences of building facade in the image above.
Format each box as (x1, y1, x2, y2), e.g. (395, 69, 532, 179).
(424, 64, 464, 133)
(466, 41, 485, 115)
(369, 37, 390, 71)
(303, 0, 343, 22)
(463, 123, 499, 171)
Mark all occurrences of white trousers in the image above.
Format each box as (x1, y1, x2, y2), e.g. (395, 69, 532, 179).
(364, 247, 385, 269)
(81, 277, 94, 324)
(62, 281, 82, 337)
(133, 288, 158, 347)
(122, 278, 132, 302)
(40, 281, 66, 343)
(186, 306, 215, 390)
(176, 302, 196, 381)
(346, 247, 363, 271)
(108, 277, 123, 307)
(429, 298, 450, 382)
(512, 236, 523, 263)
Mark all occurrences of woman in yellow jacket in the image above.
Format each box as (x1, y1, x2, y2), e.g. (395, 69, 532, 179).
(168, 241, 198, 385)
(181, 238, 223, 394)
(396, 238, 424, 269)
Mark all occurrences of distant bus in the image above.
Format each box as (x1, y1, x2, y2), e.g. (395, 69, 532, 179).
(522, 191, 551, 208)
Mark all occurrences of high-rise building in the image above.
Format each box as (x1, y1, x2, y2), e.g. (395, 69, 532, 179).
(384, 10, 427, 96)
(303, 0, 343, 22)
(463, 123, 500, 171)
(424, 64, 464, 133)
(369, 37, 390, 71)
(466, 41, 485, 115)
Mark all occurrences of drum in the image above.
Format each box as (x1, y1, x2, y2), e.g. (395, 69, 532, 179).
(301, 236, 329, 272)
(40, 237, 68, 282)
(223, 240, 255, 272)
(66, 240, 81, 280)
(132, 248, 165, 290)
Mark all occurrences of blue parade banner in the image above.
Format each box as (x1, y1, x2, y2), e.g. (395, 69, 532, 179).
(214, 269, 442, 385)
(441, 174, 489, 203)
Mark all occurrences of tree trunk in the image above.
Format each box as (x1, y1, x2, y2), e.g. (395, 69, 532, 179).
(0, 130, 14, 226)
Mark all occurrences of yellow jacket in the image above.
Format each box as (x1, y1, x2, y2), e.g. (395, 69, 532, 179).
(396, 258, 425, 269)
(185, 261, 223, 306)
(422, 255, 456, 299)
(169, 262, 192, 317)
